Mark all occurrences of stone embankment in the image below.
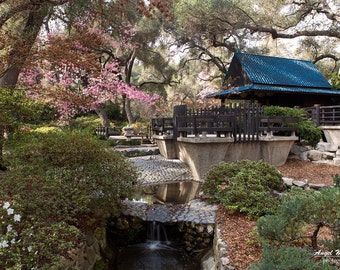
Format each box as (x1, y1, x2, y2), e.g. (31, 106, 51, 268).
(290, 141, 340, 165)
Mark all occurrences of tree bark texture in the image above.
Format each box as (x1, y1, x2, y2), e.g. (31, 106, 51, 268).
(94, 104, 111, 127)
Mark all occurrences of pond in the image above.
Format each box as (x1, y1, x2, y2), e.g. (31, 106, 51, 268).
(109, 221, 201, 270)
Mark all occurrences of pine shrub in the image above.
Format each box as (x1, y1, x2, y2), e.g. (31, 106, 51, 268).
(264, 106, 322, 147)
(255, 187, 340, 270)
(249, 244, 337, 270)
(202, 160, 284, 218)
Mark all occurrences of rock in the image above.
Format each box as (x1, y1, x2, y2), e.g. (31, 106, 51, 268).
(283, 177, 293, 186)
(290, 143, 311, 156)
(333, 158, 340, 166)
(207, 225, 214, 235)
(322, 152, 335, 160)
(316, 142, 338, 152)
(221, 257, 230, 266)
(300, 151, 309, 161)
(336, 150, 340, 157)
(196, 225, 205, 233)
(292, 180, 307, 188)
(309, 183, 327, 190)
(306, 150, 322, 161)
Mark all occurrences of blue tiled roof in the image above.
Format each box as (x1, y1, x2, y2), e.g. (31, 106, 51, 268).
(209, 84, 340, 98)
(234, 52, 332, 89)
(207, 52, 339, 99)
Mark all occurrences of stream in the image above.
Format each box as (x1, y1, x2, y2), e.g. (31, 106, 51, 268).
(110, 221, 201, 270)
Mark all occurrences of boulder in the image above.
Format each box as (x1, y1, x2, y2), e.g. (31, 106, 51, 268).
(290, 143, 312, 157)
(333, 158, 340, 166)
(336, 150, 340, 157)
(282, 177, 293, 186)
(322, 152, 336, 160)
(306, 150, 322, 161)
(316, 142, 338, 152)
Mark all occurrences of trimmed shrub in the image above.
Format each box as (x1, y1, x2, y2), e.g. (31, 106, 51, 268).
(264, 106, 322, 147)
(202, 160, 284, 218)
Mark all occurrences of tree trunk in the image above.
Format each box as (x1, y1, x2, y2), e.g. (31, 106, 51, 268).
(94, 104, 111, 127)
(0, 4, 51, 88)
(311, 222, 324, 250)
(0, 4, 52, 164)
(125, 98, 135, 125)
(124, 49, 136, 126)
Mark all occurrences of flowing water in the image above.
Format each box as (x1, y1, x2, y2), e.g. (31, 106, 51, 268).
(110, 221, 201, 270)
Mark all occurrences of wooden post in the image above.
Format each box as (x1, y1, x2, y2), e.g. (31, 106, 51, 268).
(173, 105, 187, 140)
(314, 104, 320, 126)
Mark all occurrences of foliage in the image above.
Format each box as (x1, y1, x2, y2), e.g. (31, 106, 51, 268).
(297, 119, 322, 148)
(264, 106, 322, 147)
(330, 72, 340, 89)
(333, 174, 340, 187)
(255, 187, 340, 269)
(0, 129, 140, 268)
(19, 30, 160, 122)
(73, 115, 102, 126)
(130, 121, 149, 136)
(104, 102, 124, 122)
(250, 244, 337, 270)
(0, 88, 48, 129)
(202, 160, 284, 218)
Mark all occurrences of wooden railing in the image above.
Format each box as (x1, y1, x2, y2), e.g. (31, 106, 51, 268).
(304, 105, 340, 126)
(151, 117, 174, 135)
(152, 104, 299, 142)
(95, 127, 121, 137)
(176, 114, 235, 138)
(259, 116, 299, 137)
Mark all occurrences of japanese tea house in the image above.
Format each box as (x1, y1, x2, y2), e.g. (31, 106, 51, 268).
(207, 52, 340, 107)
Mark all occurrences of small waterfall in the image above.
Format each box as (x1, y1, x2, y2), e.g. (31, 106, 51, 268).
(110, 219, 200, 269)
(147, 221, 169, 243)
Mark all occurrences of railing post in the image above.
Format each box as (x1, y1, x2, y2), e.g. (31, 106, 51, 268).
(173, 105, 187, 140)
(314, 104, 320, 126)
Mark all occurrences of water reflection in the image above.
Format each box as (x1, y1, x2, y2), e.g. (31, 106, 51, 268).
(134, 181, 201, 204)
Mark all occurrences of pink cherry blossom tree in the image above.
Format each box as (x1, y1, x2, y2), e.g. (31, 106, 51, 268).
(19, 22, 159, 126)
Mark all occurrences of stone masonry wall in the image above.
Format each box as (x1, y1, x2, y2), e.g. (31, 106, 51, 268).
(51, 227, 107, 270)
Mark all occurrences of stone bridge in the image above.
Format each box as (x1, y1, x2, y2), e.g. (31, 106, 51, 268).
(120, 155, 218, 225)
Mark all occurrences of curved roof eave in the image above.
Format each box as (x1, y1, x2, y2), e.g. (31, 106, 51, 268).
(206, 84, 340, 98)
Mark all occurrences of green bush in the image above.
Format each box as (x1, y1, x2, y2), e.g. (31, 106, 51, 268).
(250, 244, 337, 270)
(255, 187, 340, 269)
(0, 129, 140, 268)
(257, 187, 340, 248)
(202, 160, 284, 218)
(333, 174, 340, 187)
(264, 106, 322, 147)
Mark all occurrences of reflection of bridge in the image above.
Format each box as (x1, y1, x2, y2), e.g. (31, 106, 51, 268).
(151, 104, 340, 181)
(129, 155, 200, 204)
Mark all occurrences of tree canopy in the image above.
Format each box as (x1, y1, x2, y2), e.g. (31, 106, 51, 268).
(0, 0, 339, 123)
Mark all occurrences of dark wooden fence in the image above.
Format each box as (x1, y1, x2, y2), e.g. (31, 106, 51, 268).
(95, 127, 121, 137)
(152, 104, 299, 142)
(304, 105, 340, 126)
